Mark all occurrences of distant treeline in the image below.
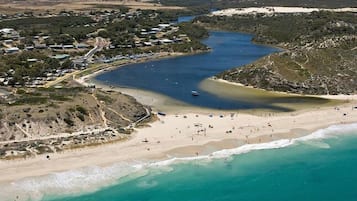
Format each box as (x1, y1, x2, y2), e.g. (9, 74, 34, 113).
(195, 11, 357, 45)
(0, 16, 96, 41)
(99, 21, 209, 57)
(0, 51, 72, 85)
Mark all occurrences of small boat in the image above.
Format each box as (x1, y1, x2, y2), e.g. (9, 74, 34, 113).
(191, 90, 200, 96)
(157, 112, 166, 116)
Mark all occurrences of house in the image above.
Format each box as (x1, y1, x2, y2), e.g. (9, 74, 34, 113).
(0, 28, 13, 34)
(63, 45, 74, 49)
(135, 41, 143, 47)
(76, 43, 90, 49)
(5, 47, 19, 53)
(27, 58, 38, 62)
(35, 44, 47, 49)
(158, 24, 171, 29)
(143, 42, 153, 46)
(3, 39, 13, 44)
(159, 39, 174, 44)
(151, 28, 160, 32)
(25, 46, 35, 51)
(49, 45, 63, 50)
(51, 54, 70, 60)
(0, 28, 19, 39)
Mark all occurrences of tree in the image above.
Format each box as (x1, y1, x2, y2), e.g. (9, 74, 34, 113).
(45, 58, 61, 69)
(98, 30, 110, 38)
(61, 59, 73, 69)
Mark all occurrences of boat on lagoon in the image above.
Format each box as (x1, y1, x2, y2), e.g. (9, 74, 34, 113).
(191, 90, 200, 96)
(157, 112, 166, 116)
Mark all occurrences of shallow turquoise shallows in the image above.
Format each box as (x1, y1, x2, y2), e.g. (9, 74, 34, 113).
(43, 127, 357, 201)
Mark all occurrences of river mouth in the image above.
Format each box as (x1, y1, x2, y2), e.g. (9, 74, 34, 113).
(94, 77, 339, 114)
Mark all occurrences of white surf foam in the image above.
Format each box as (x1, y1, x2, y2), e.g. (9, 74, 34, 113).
(1, 123, 357, 201)
(0, 163, 147, 201)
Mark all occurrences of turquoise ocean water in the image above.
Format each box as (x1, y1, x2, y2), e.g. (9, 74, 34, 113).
(2, 124, 357, 201)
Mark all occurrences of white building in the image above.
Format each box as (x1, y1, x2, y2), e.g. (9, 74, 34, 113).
(0, 28, 19, 39)
(5, 47, 19, 53)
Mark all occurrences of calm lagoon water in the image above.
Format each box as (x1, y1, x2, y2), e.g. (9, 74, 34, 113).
(96, 31, 278, 110)
(41, 125, 357, 201)
(95, 31, 329, 111)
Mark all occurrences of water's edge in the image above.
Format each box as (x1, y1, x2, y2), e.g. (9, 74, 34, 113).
(2, 123, 357, 201)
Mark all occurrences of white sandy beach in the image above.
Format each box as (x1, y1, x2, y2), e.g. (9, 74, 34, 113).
(0, 97, 356, 184)
(209, 78, 357, 101)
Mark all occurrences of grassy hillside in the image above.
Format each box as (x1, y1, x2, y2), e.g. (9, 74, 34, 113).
(197, 12, 357, 95)
(0, 87, 151, 159)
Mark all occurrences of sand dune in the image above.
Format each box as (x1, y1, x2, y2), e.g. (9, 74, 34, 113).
(211, 7, 357, 16)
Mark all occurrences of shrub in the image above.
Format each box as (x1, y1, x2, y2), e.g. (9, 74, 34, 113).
(76, 105, 89, 116)
(63, 117, 74, 127)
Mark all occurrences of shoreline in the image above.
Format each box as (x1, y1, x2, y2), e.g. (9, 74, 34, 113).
(76, 52, 186, 84)
(0, 99, 356, 185)
(76, 51, 231, 114)
(76, 50, 210, 86)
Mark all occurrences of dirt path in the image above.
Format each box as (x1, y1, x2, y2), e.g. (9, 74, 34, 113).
(91, 93, 108, 127)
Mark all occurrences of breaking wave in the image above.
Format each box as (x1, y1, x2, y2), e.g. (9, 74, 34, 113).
(1, 123, 357, 201)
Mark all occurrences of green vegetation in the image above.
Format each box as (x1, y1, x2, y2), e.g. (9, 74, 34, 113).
(95, 93, 114, 104)
(196, 11, 356, 45)
(0, 8, 210, 82)
(14, 95, 48, 105)
(63, 116, 74, 127)
(45, 34, 75, 45)
(0, 16, 96, 41)
(95, 10, 209, 57)
(213, 11, 357, 95)
(76, 105, 89, 116)
(177, 22, 208, 40)
(6, 87, 86, 106)
(49, 94, 71, 101)
(147, 40, 208, 53)
(76, 113, 85, 122)
(0, 51, 73, 85)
